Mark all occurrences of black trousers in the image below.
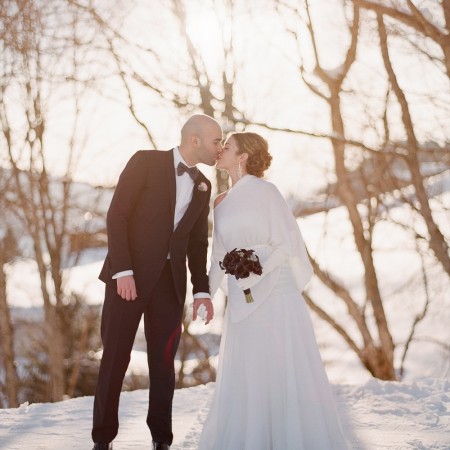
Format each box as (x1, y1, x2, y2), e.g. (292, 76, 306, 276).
(92, 262, 184, 445)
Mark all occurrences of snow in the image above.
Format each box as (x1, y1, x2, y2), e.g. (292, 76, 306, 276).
(0, 378, 449, 449)
(2, 186, 449, 449)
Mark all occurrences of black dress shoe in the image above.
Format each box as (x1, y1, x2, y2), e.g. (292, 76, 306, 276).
(152, 442, 170, 450)
(92, 443, 112, 450)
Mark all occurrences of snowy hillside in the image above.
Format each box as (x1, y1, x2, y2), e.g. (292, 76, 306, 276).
(0, 378, 449, 449)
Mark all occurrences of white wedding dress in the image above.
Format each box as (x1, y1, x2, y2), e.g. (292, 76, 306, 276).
(198, 175, 349, 450)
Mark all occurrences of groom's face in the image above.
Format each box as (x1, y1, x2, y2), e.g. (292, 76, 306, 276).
(194, 124, 223, 166)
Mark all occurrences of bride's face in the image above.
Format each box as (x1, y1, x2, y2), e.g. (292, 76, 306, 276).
(216, 136, 239, 170)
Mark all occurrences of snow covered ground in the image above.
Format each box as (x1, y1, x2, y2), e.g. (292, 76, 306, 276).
(1, 378, 449, 450)
(2, 189, 449, 449)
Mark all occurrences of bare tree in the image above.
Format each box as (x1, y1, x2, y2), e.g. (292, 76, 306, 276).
(0, 0, 114, 401)
(0, 226, 19, 408)
(71, 0, 251, 386)
(38, 0, 448, 385)
(278, 0, 398, 379)
(75, 0, 245, 185)
(269, 0, 448, 380)
(0, 161, 19, 407)
(356, 0, 450, 276)
(260, 1, 449, 379)
(356, 0, 450, 79)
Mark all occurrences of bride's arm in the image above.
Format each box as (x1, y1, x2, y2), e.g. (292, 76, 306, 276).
(208, 221, 227, 298)
(237, 183, 312, 290)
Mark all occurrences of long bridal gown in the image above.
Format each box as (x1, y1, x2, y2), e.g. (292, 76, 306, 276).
(198, 175, 349, 450)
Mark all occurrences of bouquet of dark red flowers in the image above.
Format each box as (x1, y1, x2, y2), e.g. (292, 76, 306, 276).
(219, 248, 263, 303)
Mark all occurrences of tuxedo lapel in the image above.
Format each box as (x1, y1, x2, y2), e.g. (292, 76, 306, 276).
(166, 149, 176, 225)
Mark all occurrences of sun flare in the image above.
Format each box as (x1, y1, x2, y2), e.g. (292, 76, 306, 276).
(185, 8, 224, 70)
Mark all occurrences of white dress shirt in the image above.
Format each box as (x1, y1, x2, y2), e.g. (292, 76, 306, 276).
(113, 147, 209, 299)
(172, 146, 196, 230)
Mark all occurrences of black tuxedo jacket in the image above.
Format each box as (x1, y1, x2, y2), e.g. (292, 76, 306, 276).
(99, 149, 211, 303)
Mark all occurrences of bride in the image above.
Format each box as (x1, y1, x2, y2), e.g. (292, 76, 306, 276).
(198, 132, 349, 450)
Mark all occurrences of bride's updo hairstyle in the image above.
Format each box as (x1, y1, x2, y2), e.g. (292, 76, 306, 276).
(231, 132, 272, 178)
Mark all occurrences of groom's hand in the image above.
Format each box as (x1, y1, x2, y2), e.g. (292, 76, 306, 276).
(117, 275, 138, 301)
(193, 298, 214, 324)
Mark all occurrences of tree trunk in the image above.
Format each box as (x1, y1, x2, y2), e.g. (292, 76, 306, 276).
(66, 312, 90, 398)
(34, 250, 66, 402)
(377, 13, 450, 276)
(0, 256, 19, 407)
(329, 91, 396, 380)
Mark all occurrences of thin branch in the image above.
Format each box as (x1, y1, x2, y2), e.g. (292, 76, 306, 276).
(107, 38, 157, 148)
(338, 3, 360, 84)
(304, 0, 329, 83)
(399, 242, 433, 379)
(308, 254, 375, 348)
(412, 336, 450, 353)
(303, 292, 362, 357)
(240, 118, 409, 157)
(377, 12, 450, 275)
(357, 0, 447, 42)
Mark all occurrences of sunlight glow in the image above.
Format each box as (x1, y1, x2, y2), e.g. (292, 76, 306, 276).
(185, 8, 223, 72)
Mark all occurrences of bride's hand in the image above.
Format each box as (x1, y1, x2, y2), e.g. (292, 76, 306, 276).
(236, 273, 262, 290)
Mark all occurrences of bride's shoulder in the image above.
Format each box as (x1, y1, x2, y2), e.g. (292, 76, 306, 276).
(253, 177, 279, 193)
(253, 178, 286, 203)
(214, 191, 228, 208)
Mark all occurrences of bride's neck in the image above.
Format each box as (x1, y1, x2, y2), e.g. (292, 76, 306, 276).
(229, 171, 247, 186)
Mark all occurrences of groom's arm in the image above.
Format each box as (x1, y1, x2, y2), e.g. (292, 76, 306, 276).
(187, 178, 213, 322)
(107, 151, 148, 276)
(187, 188, 211, 294)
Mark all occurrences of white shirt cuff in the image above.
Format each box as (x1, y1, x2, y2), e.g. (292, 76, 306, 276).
(112, 270, 134, 279)
(193, 292, 210, 300)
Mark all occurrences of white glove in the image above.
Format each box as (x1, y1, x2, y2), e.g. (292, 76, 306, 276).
(236, 248, 288, 291)
(236, 273, 262, 290)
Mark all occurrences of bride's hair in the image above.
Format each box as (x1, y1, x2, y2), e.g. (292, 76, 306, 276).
(231, 132, 272, 178)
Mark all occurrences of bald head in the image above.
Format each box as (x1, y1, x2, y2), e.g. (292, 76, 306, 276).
(181, 114, 221, 142)
(179, 114, 223, 166)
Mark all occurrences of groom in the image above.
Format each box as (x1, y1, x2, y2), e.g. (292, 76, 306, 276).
(92, 114, 220, 450)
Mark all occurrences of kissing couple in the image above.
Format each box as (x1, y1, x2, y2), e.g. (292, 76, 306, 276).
(91, 114, 349, 450)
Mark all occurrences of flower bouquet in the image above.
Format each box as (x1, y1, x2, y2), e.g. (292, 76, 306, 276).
(219, 248, 263, 303)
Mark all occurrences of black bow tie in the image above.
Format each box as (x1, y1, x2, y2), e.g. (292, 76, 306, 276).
(177, 162, 199, 181)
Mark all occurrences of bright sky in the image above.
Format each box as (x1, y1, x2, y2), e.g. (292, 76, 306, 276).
(3, 0, 448, 198)
(65, 0, 347, 191)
